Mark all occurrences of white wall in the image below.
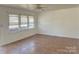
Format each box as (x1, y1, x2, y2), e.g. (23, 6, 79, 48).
(38, 7, 79, 39)
(1, 6, 79, 46)
(0, 6, 38, 46)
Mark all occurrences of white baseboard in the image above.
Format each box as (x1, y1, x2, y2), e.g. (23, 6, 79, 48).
(0, 33, 37, 46)
(38, 33, 79, 39)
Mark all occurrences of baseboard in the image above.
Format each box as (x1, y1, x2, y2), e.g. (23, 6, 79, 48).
(2, 33, 37, 46)
(2, 33, 79, 46)
(38, 33, 79, 39)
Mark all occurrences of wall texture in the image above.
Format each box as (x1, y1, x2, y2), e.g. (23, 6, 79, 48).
(0, 6, 38, 46)
(38, 7, 79, 39)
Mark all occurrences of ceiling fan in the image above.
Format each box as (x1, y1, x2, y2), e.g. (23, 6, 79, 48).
(32, 4, 47, 11)
(35, 4, 43, 9)
(18, 4, 47, 11)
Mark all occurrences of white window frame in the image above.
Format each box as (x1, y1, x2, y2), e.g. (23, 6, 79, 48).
(8, 14, 35, 32)
(8, 14, 19, 31)
(20, 15, 28, 29)
(28, 16, 35, 29)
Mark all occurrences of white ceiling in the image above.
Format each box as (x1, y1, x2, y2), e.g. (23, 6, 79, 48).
(40, 4, 79, 10)
(1, 4, 79, 11)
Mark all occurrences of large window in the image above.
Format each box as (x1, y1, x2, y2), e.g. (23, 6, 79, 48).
(29, 16, 34, 28)
(9, 14, 19, 30)
(20, 15, 28, 29)
(9, 14, 35, 31)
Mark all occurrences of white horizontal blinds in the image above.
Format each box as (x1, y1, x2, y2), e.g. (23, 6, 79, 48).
(9, 14, 19, 29)
(20, 15, 28, 28)
(29, 16, 34, 28)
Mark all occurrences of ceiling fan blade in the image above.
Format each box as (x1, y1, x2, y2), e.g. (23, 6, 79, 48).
(35, 4, 46, 9)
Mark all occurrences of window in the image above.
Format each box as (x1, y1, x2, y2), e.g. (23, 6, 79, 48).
(9, 14, 19, 30)
(9, 14, 35, 31)
(29, 16, 34, 28)
(20, 15, 28, 29)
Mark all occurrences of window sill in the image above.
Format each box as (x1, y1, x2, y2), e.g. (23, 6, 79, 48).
(9, 28, 20, 32)
(9, 27, 35, 33)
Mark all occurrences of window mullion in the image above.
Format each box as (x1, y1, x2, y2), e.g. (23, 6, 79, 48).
(19, 14, 21, 29)
(27, 16, 29, 29)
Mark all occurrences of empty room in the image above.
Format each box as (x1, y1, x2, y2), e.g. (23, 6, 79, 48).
(0, 4, 79, 54)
